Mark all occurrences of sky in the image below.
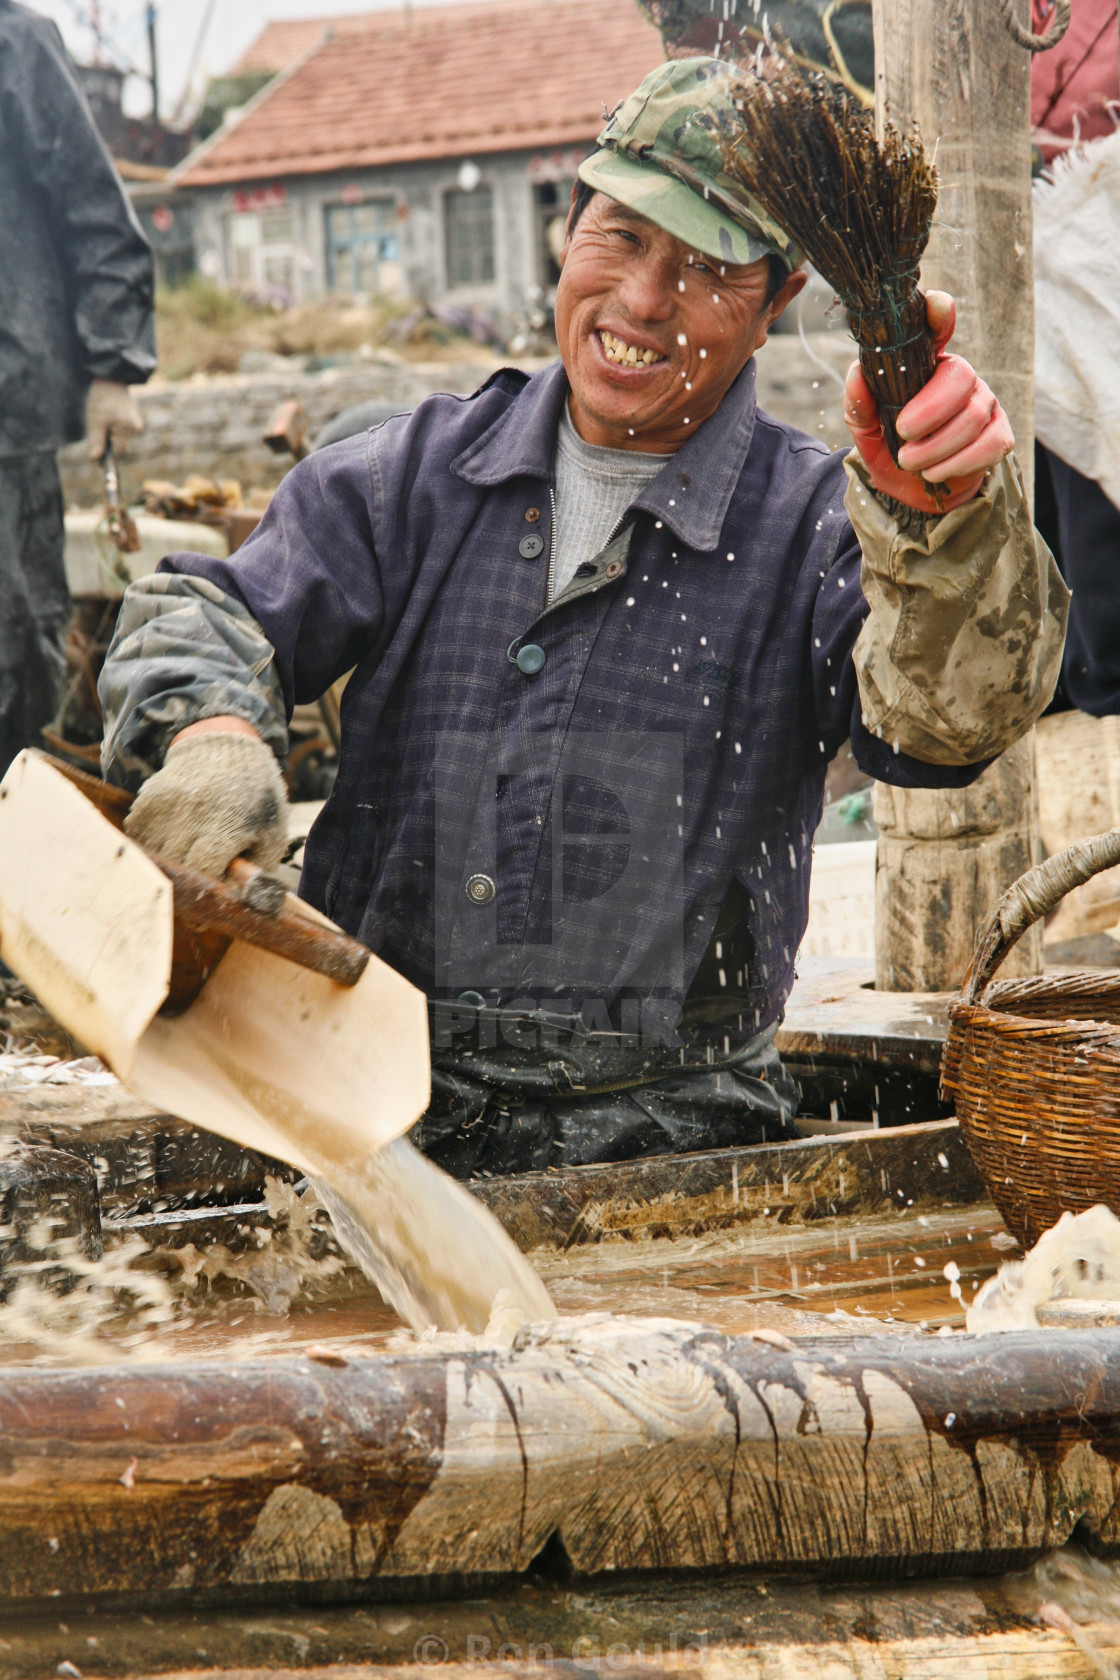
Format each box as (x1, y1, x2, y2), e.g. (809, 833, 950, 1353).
(30, 0, 473, 122)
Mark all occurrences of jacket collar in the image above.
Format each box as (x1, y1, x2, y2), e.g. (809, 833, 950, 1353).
(452, 355, 759, 554)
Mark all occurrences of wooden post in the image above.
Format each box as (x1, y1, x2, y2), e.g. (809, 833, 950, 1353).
(870, 0, 1042, 991)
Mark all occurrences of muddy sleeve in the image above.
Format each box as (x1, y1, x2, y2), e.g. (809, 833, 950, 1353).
(98, 574, 290, 791)
(99, 435, 384, 789)
(843, 450, 1070, 766)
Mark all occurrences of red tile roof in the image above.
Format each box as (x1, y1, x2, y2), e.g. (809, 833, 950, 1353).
(229, 13, 386, 76)
(179, 0, 665, 187)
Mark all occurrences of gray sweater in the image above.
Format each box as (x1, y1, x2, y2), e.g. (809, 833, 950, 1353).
(549, 405, 669, 600)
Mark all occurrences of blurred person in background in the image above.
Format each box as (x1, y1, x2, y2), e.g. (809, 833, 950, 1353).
(0, 0, 155, 774)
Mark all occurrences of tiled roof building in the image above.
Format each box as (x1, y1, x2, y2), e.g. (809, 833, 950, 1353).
(175, 0, 664, 320)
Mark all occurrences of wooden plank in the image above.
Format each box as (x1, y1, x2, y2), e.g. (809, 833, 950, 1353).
(868, 0, 1042, 991)
(0, 1321, 1117, 1609)
(0, 1562, 1110, 1678)
(0, 1099, 298, 1215)
(0, 1074, 985, 1251)
(471, 1119, 984, 1250)
(778, 956, 949, 1070)
(124, 1642, 1116, 1680)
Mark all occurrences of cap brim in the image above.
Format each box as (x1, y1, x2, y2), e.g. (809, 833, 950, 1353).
(578, 148, 774, 267)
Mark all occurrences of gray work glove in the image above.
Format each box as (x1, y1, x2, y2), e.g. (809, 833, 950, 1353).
(124, 732, 289, 877)
(86, 378, 144, 460)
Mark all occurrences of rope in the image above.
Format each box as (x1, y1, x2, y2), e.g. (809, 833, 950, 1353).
(999, 0, 1072, 52)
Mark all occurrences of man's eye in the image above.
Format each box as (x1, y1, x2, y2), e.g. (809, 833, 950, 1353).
(688, 260, 715, 276)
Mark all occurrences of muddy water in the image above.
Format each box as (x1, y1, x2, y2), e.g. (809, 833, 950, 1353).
(0, 1181, 1011, 1366)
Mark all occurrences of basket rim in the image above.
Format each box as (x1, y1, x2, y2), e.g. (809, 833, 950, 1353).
(946, 998, 1120, 1043)
(984, 967, 1120, 1002)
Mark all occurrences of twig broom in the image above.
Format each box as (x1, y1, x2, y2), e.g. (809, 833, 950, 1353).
(718, 62, 939, 464)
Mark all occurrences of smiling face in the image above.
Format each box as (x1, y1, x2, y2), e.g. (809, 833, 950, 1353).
(555, 191, 806, 453)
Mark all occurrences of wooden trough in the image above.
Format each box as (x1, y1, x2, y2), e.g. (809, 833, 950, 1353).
(0, 962, 1112, 1651)
(0, 1074, 1113, 1620)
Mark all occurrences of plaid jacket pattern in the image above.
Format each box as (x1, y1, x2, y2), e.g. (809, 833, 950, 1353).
(102, 359, 985, 1045)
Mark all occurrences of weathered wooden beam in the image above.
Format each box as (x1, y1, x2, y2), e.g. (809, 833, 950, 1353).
(0, 1320, 1117, 1610)
(869, 0, 1042, 991)
(0, 1552, 1115, 1676)
(0, 1072, 986, 1251)
(471, 1119, 984, 1249)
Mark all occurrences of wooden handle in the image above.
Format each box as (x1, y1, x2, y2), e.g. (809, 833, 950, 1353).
(40, 752, 370, 997)
(963, 826, 1120, 1004)
(227, 856, 287, 917)
(156, 852, 369, 988)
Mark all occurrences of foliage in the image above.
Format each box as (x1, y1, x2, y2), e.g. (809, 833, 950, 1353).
(193, 71, 275, 143)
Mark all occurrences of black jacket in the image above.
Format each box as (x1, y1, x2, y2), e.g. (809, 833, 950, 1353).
(0, 0, 155, 458)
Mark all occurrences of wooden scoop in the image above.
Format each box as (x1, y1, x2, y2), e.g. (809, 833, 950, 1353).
(0, 751, 555, 1333)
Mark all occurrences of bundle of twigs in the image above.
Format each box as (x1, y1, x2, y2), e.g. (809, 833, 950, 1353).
(719, 63, 939, 462)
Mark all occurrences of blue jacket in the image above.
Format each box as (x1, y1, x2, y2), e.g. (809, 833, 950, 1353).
(103, 358, 1000, 1046)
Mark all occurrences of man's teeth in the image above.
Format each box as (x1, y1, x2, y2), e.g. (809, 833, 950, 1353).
(598, 330, 665, 366)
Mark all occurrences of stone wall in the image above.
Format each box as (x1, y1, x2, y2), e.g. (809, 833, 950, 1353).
(58, 330, 857, 508)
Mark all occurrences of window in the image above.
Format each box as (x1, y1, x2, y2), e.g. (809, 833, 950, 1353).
(227, 213, 256, 285)
(260, 209, 294, 294)
(444, 184, 495, 287)
(224, 206, 295, 297)
(325, 201, 401, 295)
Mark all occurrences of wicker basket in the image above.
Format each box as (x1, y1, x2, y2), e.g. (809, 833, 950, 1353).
(942, 828, 1120, 1247)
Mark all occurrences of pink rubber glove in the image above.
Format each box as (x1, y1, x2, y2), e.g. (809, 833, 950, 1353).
(843, 291, 1014, 514)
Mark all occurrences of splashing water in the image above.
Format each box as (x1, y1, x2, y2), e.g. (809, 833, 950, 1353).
(0, 1175, 349, 1365)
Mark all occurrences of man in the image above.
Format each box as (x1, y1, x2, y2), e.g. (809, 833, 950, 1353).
(0, 0, 155, 773)
(100, 58, 1068, 1177)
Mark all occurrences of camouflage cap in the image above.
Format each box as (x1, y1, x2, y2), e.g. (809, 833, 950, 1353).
(578, 56, 802, 270)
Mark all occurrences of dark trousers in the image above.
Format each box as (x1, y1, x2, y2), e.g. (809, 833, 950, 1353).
(0, 453, 69, 775)
(1036, 442, 1120, 717)
(413, 1002, 800, 1179)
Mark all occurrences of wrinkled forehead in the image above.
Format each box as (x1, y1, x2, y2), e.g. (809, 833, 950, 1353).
(581, 192, 772, 279)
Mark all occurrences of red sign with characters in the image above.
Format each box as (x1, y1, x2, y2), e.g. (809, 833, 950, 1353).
(231, 183, 288, 214)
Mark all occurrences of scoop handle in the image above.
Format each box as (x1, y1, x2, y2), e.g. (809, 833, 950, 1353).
(38, 753, 370, 1002)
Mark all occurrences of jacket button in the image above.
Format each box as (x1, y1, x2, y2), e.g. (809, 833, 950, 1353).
(465, 874, 495, 905)
(516, 644, 546, 675)
(525, 507, 541, 523)
(519, 533, 545, 559)
(605, 559, 624, 578)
